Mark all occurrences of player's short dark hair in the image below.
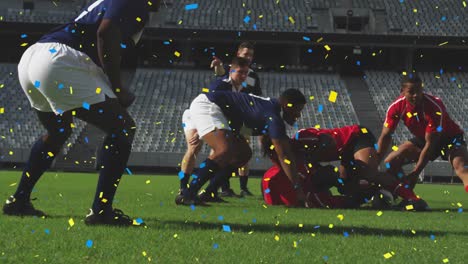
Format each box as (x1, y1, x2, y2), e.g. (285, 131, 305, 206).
(231, 56, 250, 68)
(401, 74, 422, 87)
(238, 42, 254, 51)
(280, 89, 306, 105)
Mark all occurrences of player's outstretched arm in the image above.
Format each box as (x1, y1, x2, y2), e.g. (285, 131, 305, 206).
(409, 132, 440, 179)
(272, 138, 306, 203)
(376, 126, 394, 164)
(211, 56, 226, 76)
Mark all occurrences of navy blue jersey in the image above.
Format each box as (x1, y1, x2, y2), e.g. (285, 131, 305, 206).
(219, 65, 262, 95)
(205, 91, 287, 139)
(38, 0, 149, 66)
(209, 78, 240, 92)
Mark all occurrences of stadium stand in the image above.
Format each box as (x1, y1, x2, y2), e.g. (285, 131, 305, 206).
(0, 63, 86, 161)
(365, 70, 468, 148)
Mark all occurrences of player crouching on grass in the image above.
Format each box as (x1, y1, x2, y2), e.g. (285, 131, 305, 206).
(275, 125, 430, 211)
(175, 89, 307, 206)
(376, 75, 468, 193)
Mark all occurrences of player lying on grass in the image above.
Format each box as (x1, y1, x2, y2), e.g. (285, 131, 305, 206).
(211, 41, 262, 197)
(175, 88, 307, 206)
(3, 0, 149, 226)
(263, 125, 429, 211)
(178, 57, 252, 198)
(261, 134, 394, 209)
(377, 75, 468, 192)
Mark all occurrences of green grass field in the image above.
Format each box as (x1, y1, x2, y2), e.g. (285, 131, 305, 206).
(0, 170, 466, 263)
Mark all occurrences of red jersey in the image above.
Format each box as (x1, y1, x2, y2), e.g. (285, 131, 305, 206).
(384, 94, 462, 139)
(294, 125, 362, 159)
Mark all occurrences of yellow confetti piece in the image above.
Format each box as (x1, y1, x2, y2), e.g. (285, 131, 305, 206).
(316, 37, 323, 43)
(413, 8, 418, 13)
(288, 16, 295, 24)
(287, 103, 293, 107)
(309, 96, 314, 100)
(99, 192, 103, 198)
(142, 251, 147, 257)
(298, 224, 304, 228)
(283, 159, 291, 165)
(146, 180, 151, 184)
(384, 122, 389, 128)
(438, 41, 449, 46)
(269, 145, 275, 150)
(20, 43, 28, 47)
(9, 182, 17, 187)
(405, 204, 414, 210)
(383, 252, 393, 259)
(148, 1, 153, 6)
(324, 45, 331, 51)
(376, 211, 383, 216)
(68, 218, 75, 227)
(26, 172, 30, 178)
(361, 128, 368, 134)
(70, 123, 75, 128)
(136, 17, 142, 22)
(406, 112, 413, 118)
(263, 177, 271, 182)
(411, 230, 416, 234)
(464, 1, 467, 8)
(436, 111, 442, 116)
(0, 108, 4, 114)
(328, 90, 338, 103)
(72, 110, 76, 116)
(262, 204, 268, 208)
(337, 214, 344, 221)
(202, 88, 209, 93)
(328, 224, 334, 228)
(8, 151, 13, 155)
(392, 146, 399, 151)
(174, 51, 181, 57)
(101, 198, 108, 203)
(443, 258, 449, 263)
(47, 152, 54, 157)
(69, 86, 73, 95)
(248, 231, 254, 234)
(178, 20, 183, 25)
(274, 235, 280, 241)
(293, 241, 297, 248)
(96, 87, 101, 94)
(457, 202, 462, 207)
(307, 163, 313, 168)
(311, 233, 316, 237)
(173, 234, 178, 238)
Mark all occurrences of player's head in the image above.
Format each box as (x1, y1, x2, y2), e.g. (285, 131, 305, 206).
(229, 57, 250, 87)
(279, 89, 306, 125)
(400, 74, 423, 106)
(237, 42, 255, 65)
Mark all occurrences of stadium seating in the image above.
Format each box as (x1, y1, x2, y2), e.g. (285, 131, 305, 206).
(364, 70, 468, 147)
(0, 63, 85, 158)
(128, 69, 359, 163)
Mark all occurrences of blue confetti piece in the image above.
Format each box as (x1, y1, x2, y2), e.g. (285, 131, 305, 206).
(218, 215, 224, 221)
(318, 104, 323, 113)
(253, 24, 257, 30)
(21, 34, 27, 38)
(458, 208, 463, 213)
(314, 225, 320, 229)
(45, 229, 50, 234)
(399, 0, 404, 3)
(56, 109, 64, 115)
(303, 36, 311, 41)
(450, 77, 457, 82)
(125, 167, 132, 175)
(84, 137, 89, 143)
(222, 225, 231, 232)
(338, 178, 344, 184)
(185, 3, 199, 10)
(307, 48, 313, 53)
(34, 81, 41, 88)
(441, 16, 447, 21)
(178, 171, 185, 180)
(243, 15, 251, 23)
(82, 102, 90, 110)
(264, 188, 271, 194)
(385, 162, 391, 169)
(58, 83, 64, 89)
(200, 162, 206, 168)
(190, 204, 196, 211)
(163, 41, 170, 45)
(242, 82, 247, 87)
(323, 256, 329, 261)
(135, 218, 144, 224)
(213, 243, 219, 249)
(437, 126, 443, 132)
(182, 123, 186, 128)
(430, 234, 435, 240)
(120, 43, 127, 49)
(252, 218, 257, 223)
(374, 143, 379, 150)
(356, 60, 361, 66)
(49, 48, 57, 54)
(440, 68, 444, 74)
(343, 231, 349, 237)
(397, 172, 404, 179)
(86, 239, 93, 248)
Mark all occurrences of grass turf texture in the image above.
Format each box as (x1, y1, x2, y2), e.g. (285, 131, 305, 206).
(0, 171, 466, 263)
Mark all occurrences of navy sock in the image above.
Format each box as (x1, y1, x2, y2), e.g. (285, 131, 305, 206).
(92, 135, 132, 214)
(179, 171, 191, 189)
(14, 138, 56, 201)
(185, 159, 219, 198)
(240, 176, 249, 190)
(205, 166, 234, 196)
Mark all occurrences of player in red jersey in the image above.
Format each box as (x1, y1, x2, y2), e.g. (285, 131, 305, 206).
(292, 125, 429, 210)
(376, 75, 468, 192)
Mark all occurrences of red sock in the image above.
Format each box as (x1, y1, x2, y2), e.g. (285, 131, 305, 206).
(388, 182, 419, 201)
(465, 185, 468, 193)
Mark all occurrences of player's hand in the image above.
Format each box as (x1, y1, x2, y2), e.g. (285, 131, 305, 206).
(210, 56, 222, 68)
(117, 89, 136, 108)
(188, 132, 200, 146)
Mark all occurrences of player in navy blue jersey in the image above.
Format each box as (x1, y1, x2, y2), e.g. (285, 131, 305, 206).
(175, 88, 307, 206)
(211, 42, 261, 196)
(3, 0, 150, 226)
(178, 57, 250, 200)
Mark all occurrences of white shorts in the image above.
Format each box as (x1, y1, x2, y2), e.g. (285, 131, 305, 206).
(17, 42, 116, 114)
(189, 94, 230, 138)
(182, 109, 196, 132)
